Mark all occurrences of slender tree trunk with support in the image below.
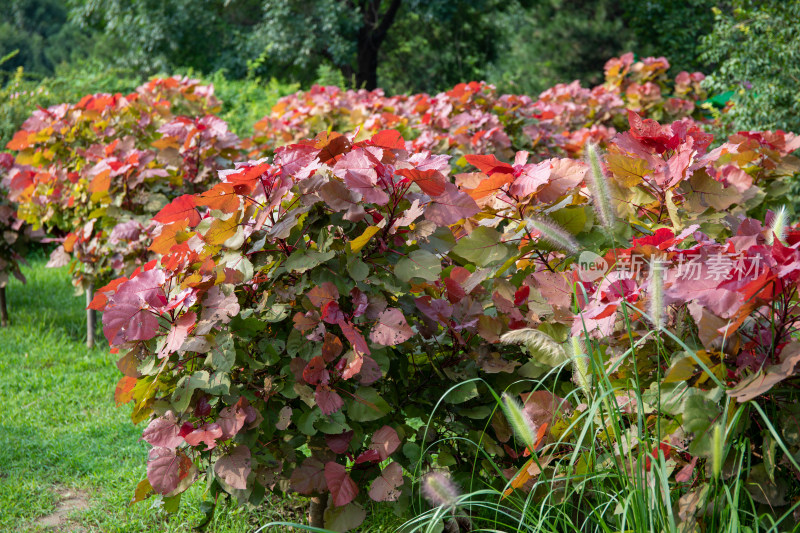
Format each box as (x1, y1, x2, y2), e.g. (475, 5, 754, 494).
(86, 283, 96, 348)
(0, 286, 9, 327)
(309, 495, 326, 528)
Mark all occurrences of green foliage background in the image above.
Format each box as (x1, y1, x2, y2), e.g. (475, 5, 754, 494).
(3, 0, 798, 138)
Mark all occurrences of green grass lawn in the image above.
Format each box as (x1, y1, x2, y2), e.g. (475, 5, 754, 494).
(0, 258, 315, 532)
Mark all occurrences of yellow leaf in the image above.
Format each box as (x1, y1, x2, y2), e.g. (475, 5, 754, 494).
(606, 151, 651, 187)
(350, 226, 380, 252)
(664, 356, 696, 383)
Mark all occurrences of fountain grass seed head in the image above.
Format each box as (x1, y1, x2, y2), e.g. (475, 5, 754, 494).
(585, 142, 616, 231)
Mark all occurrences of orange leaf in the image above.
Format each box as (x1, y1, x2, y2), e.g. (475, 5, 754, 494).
(466, 172, 513, 200)
(149, 220, 189, 255)
(6, 130, 31, 150)
(115, 376, 138, 406)
(88, 169, 112, 194)
(370, 129, 406, 150)
(195, 183, 240, 213)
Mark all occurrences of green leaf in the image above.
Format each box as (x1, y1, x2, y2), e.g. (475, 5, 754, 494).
(443, 382, 479, 404)
(206, 332, 236, 373)
(394, 249, 442, 282)
(297, 409, 320, 436)
(419, 226, 456, 254)
(347, 387, 391, 422)
(284, 249, 335, 273)
(347, 257, 369, 282)
(549, 206, 590, 234)
(452, 226, 509, 267)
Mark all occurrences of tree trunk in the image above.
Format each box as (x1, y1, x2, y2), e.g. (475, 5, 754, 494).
(351, 0, 403, 90)
(0, 286, 8, 327)
(308, 496, 326, 528)
(356, 35, 380, 90)
(86, 284, 96, 349)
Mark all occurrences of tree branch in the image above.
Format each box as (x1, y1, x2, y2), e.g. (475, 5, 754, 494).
(374, 0, 402, 43)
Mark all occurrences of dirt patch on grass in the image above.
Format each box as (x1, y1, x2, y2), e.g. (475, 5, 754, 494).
(35, 485, 90, 531)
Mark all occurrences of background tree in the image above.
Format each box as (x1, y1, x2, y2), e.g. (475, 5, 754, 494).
(67, 0, 263, 78)
(251, 0, 513, 90)
(700, 0, 800, 132)
(485, 0, 717, 96)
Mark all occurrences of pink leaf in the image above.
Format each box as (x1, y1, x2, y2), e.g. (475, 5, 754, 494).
(675, 457, 698, 483)
(333, 148, 389, 205)
(159, 311, 196, 358)
(214, 445, 251, 490)
(358, 356, 383, 385)
(370, 425, 401, 460)
(325, 462, 358, 507)
(217, 397, 248, 440)
(142, 412, 183, 449)
(184, 423, 223, 450)
(103, 291, 161, 345)
(510, 161, 550, 197)
(291, 457, 327, 495)
(370, 308, 413, 346)
(200, 285, 240, 324)
(147, 447, 181, 494)
(424, 182, 480, 226)
(368, 462, 403, 502)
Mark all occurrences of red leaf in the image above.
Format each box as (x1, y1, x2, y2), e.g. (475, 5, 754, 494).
(154, 195, 200, 226)
(627, 110, 673, 153)
(395, 168, 446, 196)
(514, 286, 530, 306)
(338, 320, 371, 354)
(195, 183, 240, 213)
(355, 449, 381, 464)
(293, 310, 320, 332)
(315, 385, 344, 415)
(315, 132, 352, 163)
(308, 282, 339, 308)
(326, 431, 354, 454)
(466, 172, 513, 200)
(465, 154, 514, 176)
(322, 333, 344, 362)
(322, 301, 345, 324)
(444, 277, 466, 303)
(303, 357, 330, 385)
(325, 462, 358, 507)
